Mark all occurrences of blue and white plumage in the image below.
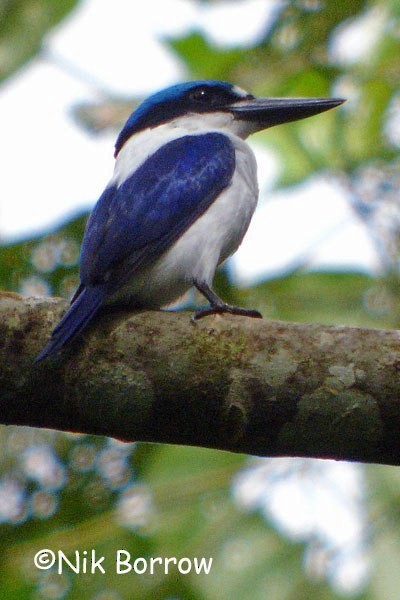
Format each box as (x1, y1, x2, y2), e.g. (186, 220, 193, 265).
(36, 80, 343, 361)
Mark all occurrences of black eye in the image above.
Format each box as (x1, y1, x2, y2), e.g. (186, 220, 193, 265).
(189, 88, 211, 103)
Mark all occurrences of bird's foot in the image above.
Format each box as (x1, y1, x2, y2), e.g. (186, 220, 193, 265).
(192, 280, 262, 321)
(192, 303, 262, 320)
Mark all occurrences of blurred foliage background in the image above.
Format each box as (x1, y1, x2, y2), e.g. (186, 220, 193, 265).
(1, 0, 400, 598)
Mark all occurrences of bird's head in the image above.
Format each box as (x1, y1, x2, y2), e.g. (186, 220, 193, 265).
(115, 80, 345, 156)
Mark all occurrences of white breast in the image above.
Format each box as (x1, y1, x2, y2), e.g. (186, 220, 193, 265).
(111, 111, 252, 186)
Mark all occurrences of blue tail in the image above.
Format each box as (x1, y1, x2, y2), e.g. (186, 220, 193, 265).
(35, 286, 106, 362)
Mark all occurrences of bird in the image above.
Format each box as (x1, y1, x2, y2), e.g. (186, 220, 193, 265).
(35, 80, 344, 361)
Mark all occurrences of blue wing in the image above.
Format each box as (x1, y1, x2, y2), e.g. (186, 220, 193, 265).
(35, 132, 235, 361)
(81, 132, 236, 289)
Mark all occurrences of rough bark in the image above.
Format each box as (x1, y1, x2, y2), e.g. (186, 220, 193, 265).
(1, 291, 400, 465)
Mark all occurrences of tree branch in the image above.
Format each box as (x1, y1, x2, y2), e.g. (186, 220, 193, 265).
(1, 292, 400, 465)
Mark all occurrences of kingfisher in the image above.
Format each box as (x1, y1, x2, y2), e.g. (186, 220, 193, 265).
(36, 80, 343, 361)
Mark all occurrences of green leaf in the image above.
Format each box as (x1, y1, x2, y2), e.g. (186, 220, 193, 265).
(0, 0, 80, 83)
(168, 32, 244, 80)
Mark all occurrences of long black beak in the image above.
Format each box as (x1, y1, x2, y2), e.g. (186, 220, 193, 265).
(229, 96, 345, 128)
